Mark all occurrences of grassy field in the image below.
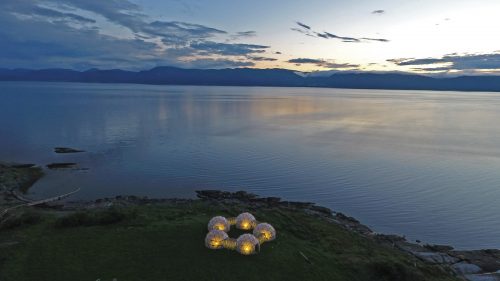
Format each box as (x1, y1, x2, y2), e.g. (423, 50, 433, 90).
(0, 201, 459, 281)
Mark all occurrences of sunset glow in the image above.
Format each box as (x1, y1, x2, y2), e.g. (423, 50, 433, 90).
(2, 0, 499, 75)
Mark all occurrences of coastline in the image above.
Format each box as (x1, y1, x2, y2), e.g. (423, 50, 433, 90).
(1, 162, 499, 280)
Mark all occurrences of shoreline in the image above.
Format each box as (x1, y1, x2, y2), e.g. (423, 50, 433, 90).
(1, 162, 500, 280)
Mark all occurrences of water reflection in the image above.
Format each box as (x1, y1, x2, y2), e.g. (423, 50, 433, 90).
(1, 82, 500, 249)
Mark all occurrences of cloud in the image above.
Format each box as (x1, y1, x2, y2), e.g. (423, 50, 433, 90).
(409, 67, 453, 72)
(31, 6, 96, 24)
(0, 4, 158, 69)
(291, 22, 389, 43)
(315, 32, 361, 42)
(288, 58, 323, 64)
(288, 58, 359, 69)
(190, 41, 269, 56)
(296, 21, 311, 30)
(387, 52, 500, 70)
(149, 21, 227, 45)
(182, 58, 255, 68)
(247, 56, 277, 62)
(230, 31, 257, 40)
(0, 0, 269, 69)
(360, 37, 390, 42)
(387, 57, 442, 66)
(372, 10, 385, 15)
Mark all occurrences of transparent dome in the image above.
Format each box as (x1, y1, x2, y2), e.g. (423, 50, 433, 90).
(208, 216, 230, 232)
(205, 230, 229, 250)
(235, 212, 256, 230)
(236, 234, 259, 255)
(253, 223, 276, 243)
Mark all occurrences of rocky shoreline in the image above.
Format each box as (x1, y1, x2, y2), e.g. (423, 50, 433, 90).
(1, 163, 500, 281)
(198, 192, 497, 280)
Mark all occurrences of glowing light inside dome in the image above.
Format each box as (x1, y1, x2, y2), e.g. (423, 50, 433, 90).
(236, 212, 256, 230)
(208, 216, 230, 232)
(205, 230, 229, 250)
(253, 223, 276, 243)
(205, 213, 275, 255)
(236, 234, 259, 255)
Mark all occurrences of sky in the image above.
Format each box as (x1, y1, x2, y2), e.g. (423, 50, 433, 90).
(1, 0, 500, 75)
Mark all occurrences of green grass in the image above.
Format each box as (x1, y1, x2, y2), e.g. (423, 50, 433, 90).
(0, 164, 44, 195)
(0, 201, 459, 281)
(0, 210, 42, 230)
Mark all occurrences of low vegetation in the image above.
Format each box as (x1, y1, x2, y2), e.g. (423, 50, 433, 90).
(54, 207, 137, 228)
(0, 163, 44, 194)
(0, 201, 459, 281)
(0, 210, 42, 230)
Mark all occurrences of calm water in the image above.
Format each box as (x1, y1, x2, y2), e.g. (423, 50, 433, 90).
(1, 81, 500, 249)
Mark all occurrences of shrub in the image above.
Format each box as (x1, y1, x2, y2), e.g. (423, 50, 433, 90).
(0, 210, 42, 230)
(369, 260, 424, 281)
(54, 212, 90, 227)
(55, 207, 136, 228)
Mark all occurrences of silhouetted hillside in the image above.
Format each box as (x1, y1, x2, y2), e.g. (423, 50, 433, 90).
(1, 67, 500, 92)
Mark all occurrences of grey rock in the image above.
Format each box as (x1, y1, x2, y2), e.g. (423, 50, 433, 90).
(452, 262, 482, 275)
(335, 212, 360, 223)
(310, 205, 333, 216)
(451, 249, 500, 272)
(54, 147, 85, 153)
(46, 163, 77, 169)
(413, 252, 459, 264)
(465, 273, 500, 281)
(424, 244, 454, 252)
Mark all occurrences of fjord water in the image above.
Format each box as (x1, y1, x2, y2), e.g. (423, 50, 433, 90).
(1, 82, 500, 249)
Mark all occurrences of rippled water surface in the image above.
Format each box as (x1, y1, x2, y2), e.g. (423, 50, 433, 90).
(1, 81, 500, 249)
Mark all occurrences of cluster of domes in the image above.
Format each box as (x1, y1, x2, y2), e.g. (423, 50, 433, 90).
(205, 212, 276, 255)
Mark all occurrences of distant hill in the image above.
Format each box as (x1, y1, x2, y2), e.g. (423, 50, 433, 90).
(1, 66, 500, 92)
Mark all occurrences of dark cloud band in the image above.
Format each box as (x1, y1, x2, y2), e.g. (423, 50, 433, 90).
(291, 22, 389, 43)
(0, 0, 269, 69)
(388, 52, 500, 71)
(288, 58, 359, 69)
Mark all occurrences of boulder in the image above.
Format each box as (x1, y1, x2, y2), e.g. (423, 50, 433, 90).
(452, 262, 482, 275)
(464, 273, 500, 281)
(424, 244, 454, 252)
(46, 163, 77, 169)
(413, 252, 459, 264)
(451, 250, 500, 272)
(54, 147, 85, 153)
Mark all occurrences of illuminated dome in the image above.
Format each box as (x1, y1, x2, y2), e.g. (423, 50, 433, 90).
(208, 216, 230, 232)
(235, 212, 256, 230)
(236, 234, 259, 255)
(253, 223, 276, 242)
(204, 213, 276, 255)
(205, 230, 228, 249)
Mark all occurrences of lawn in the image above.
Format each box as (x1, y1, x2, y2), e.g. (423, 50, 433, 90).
(0, 201, 458, 281)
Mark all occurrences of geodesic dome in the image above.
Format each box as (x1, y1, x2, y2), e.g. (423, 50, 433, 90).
(205, 213, 276, 255)
(205, 230, 228, 249)
(236, 234, 259, 255)
(235, 212, 256, 230)
(208, 216, 230, 232)
(253, 223, 276, 243)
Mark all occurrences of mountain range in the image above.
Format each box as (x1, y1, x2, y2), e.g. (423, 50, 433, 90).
(1, 66, 500, 92)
